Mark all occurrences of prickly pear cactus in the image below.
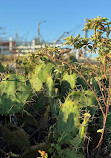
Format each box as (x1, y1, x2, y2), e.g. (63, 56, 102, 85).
(62, 72, 76, 89)
(60, 72, 76, 102)
(69, 90, 97, 115)
(57, 90, 97, 147)
(29, 61, 56, 116)
(29, 61, 55, 93)
(57, 97, 80, 145)
(38, 62, 55, 83)
(29, 73, 43, 92)
(0, 74, 32, 114)
(29, 63, 43, 92)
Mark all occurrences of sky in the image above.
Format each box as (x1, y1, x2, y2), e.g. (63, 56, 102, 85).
(0, 0, 111, 43)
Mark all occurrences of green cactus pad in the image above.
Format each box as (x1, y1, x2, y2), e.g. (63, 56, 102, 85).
(60, 72, 76, 102)
(57, 99, 80, 141)
(57, 90, 97, 146)
(68, 90, 97, 115)
(38, 62, 54, 83)
(29, 62, 54, 92)
(30, 74, 43, 92)
(46, 75, 54, 96)
(0, 74, 32, 114)
(62, 72, 76, 89)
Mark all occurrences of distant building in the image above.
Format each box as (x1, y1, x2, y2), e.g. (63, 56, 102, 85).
(0, 41, 16, 55)
(0, 41, 16, 46)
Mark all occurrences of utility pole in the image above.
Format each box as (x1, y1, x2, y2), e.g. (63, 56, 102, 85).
(84, 18, 88, 38)
(84, 18, 88, 58)
(38, 20, 46, 44)
(38, 21, 40, 44)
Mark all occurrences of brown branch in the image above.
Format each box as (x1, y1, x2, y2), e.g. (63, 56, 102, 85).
(94, 65, 111, 152)
(86, 59, 107, 107)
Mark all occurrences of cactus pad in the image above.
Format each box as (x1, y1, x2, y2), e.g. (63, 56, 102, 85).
(0, 74, 32, 114)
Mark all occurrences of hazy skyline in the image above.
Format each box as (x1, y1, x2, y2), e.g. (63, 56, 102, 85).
(0, 0, 111, 43)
